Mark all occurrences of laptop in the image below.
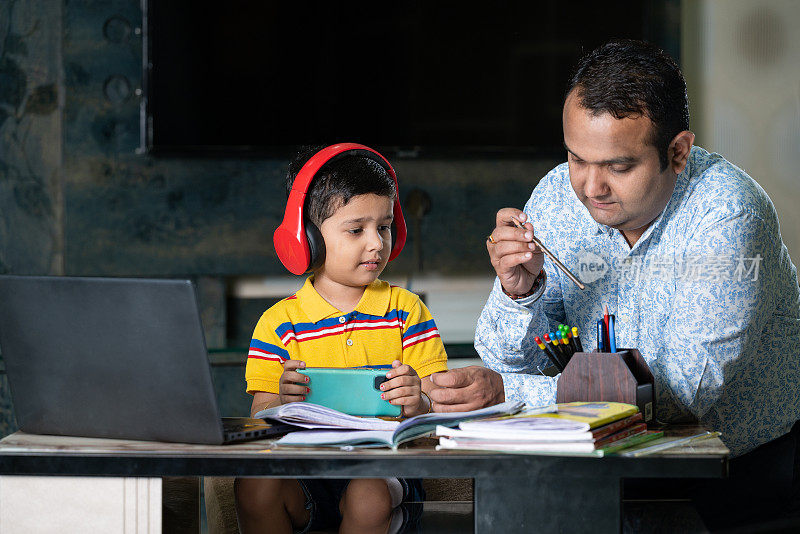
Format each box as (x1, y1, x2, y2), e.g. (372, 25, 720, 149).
(0, 275, 295, 444)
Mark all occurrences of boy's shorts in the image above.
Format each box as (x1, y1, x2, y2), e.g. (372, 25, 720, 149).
(295, 477, 424, 534)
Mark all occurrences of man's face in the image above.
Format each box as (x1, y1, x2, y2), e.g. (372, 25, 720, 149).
(563, 90, 677, 245)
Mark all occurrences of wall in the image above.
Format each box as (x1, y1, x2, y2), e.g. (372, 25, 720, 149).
(0, 0, 64, 436)
(0, 0, 560, 434)
(682, 0, 800, 258)
(0, 0, 63, 276)
(56, 1, 556, 279)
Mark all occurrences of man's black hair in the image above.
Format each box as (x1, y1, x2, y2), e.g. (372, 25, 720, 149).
(285, 145, 396, 227)
(565, 39, 690, 170)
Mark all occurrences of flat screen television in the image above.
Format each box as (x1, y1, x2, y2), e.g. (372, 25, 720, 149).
(146, 0, 679, 157)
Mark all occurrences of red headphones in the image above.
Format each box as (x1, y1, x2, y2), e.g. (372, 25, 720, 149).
(273, 143, 407, 275)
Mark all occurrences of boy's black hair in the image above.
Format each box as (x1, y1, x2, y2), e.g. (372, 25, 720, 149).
(565, 39, 690, 170)
(285, 145, 396, 227)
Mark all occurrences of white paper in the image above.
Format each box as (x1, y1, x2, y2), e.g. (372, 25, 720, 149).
(276, 429, 395, 447)
(436, 425, 593, 442)
(255, 402, 400, 431)
(436, 436, 597, 453)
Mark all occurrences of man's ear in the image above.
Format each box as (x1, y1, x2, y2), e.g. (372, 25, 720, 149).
(669, 130, 695, 174)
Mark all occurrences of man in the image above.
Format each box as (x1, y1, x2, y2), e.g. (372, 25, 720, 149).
(429, 39, 800, 527)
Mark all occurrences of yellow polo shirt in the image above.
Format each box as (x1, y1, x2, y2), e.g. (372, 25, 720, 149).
(245, 277, 449, 394)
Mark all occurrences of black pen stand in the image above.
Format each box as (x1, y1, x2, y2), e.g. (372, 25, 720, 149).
(556, 349, 655, 422)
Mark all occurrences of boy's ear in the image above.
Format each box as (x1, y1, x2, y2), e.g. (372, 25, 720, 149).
(306, 221, 326, 272)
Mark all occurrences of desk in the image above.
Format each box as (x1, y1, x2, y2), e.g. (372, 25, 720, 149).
(0, 428, 728, 533)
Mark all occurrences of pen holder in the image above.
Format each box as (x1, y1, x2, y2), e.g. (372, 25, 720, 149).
(556, 348, 655, 422)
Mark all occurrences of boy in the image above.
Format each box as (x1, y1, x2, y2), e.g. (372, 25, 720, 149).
(235, 145, 449, 534)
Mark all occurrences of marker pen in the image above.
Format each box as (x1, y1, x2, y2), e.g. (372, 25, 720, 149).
(608, 314, 617, 353)
(597, 319, 606, 352)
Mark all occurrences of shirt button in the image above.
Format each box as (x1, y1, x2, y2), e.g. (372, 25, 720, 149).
(339, 317, 346, 323)
(346, 339, 353, 346)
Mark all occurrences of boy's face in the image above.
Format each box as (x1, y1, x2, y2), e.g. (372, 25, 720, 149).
(316, 193, 394, 290)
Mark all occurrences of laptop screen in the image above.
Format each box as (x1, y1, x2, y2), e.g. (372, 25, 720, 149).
(0, 276, 228, 444)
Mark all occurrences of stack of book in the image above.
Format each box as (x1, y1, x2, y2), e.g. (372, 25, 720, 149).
(436, 401, 662, 456)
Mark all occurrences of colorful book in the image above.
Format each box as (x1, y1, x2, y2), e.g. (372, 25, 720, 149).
(434, 401, 652, 456)
(593, 422, 647, 448)
(592, 412, 644, 440)
(532, 401, 639, 428)
(454, 410, 644, 443)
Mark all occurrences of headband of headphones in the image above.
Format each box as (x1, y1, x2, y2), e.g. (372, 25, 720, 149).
(273, 143, 407, 275)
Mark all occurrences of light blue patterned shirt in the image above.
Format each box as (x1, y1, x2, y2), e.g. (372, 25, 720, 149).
(475, 146, 800, 456)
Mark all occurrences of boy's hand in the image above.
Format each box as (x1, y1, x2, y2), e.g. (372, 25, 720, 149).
(380, 360, 426, 417)
(279, 360, 309, 405)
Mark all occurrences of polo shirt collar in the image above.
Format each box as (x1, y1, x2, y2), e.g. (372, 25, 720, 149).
(296, 277, 338, 323)
(354, 279, 392, 316)
(297, 276, 391, 323)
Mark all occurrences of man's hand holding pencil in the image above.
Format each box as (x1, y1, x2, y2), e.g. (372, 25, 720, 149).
(488, 208, 585, 294)
(486, 208, 546, 297)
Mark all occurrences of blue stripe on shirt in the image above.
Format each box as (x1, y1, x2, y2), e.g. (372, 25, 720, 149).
(403, 319, 437, 340)
(249, 338, 290, 360)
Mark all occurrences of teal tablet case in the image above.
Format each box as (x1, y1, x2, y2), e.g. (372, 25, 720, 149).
(300, 367, 402, 417)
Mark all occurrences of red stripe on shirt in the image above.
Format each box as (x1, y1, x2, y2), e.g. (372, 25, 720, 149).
(294, 323, 400, 343)
(402, 328, 440, 349)
(282, 320, 403, 344)
(248, 348, 286, 362)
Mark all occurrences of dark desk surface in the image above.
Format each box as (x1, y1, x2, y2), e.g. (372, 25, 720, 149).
(0, 428, 728, 533)
(0, 427, 728, 479)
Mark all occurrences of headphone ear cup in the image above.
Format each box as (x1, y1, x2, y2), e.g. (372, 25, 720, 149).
(305, 221, 326, 272)
(388, 196, 406, 262)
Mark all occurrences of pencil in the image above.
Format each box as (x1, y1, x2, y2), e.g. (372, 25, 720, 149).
(564, 326, 578, 355)
(572, 326, 584, 353)
(555, 331, 572, 363)
(553, 330, 565, 356)
(544, 333, 568, 369)
(512, 218, 585, 290)
(535, 335, 564, 372)
(560, 333, 574, 363)
(620, 431, 722, 457)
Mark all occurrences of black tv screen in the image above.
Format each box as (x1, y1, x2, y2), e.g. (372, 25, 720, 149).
(147, 0, 679, 156)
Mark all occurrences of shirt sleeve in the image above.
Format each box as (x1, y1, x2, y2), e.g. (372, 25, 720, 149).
(244, 312, 292, 395)
(401, 297, 449, 378)
(651, 204, 786, 454)
(474, 171, 569, 407)
(475, 278, 560, 406)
